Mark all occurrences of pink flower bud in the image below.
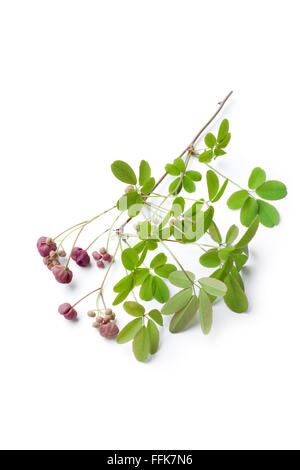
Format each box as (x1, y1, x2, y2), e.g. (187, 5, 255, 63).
(52, 265, 73, 284)
(71, 247, 90, 267)
(99, 247, 107, 255)
(58, 303, 77, 320)
(102, 253, 111, 262)
(97, 261, 105, 268)
(92, 251, 102, 260)
(99, 321, 119, 338)
(43, 256, 60, 270)
(37, 236, 57, 257)
(49, 250, 57, 259)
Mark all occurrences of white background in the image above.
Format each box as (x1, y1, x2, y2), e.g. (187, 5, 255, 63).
(0, 0, 299, 450)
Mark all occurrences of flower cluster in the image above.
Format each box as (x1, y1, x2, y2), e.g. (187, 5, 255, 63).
(88, 309, 119, 337)
(37, 236, 73, 284)
(58, 303, 77, 320)
(71, 247, 90, 267)
(92, 247, 112, 268)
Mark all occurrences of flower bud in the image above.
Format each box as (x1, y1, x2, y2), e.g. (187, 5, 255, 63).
(58, 303, 77, 320)
(103, 315, 111, 324)
(49, 250, 57, 259)
(99, 247, 107, 255)
(37, 236, 57, 257)
(97, 261, 105, 268)
(87, 310, 96, 318)
(52, 265, 73, 284)
(125, 185, 135, 194)
(99, 321, 119, 338)
(96, 316, 103, 324)
(58, 249, 66, 257)
(71, 247, 90, 267)
(92, 251, 102, 260)
(92, 322, 100, 328)
(43, 256, 60, 270)
(102, 253, 111, 262)
(105, 308, 113, 316)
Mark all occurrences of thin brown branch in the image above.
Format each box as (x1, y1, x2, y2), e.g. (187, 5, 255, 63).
(117, 90, 233, 232)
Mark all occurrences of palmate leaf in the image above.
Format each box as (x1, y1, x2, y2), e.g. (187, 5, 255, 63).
(185, 170, 202, 182)
(212, 179, 228, 202)
(113, 274, 134, 293)
(141, 177, 155, 194)
(204, 133, 217, 148)
(111, 160, 137, 185)
(225, 225, 239, 245)
(217, 119, 229, 142)
(173, 158, 185, 172)
(154, 263, 176, 278)
(208, 221, 222, 244)
(198, 149, 213, 162)
(165, 163, 180, 176)
(199, 249, 220, 268)
(183, 175, 196, 193)
(140, 275, 154, 301)
(150, 253, 167, 269)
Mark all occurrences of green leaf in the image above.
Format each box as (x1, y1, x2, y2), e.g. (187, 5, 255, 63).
(169, 177, 182, 194)
(204, 133, 217, 148)
(148, 309, 163, 326)
(113, 274, 134, 293)
(173, 158, 185, 172)
(111, 160, 137, 185)
(139, 160, 151, 186)
(132, 326, 150, 362)
(199, 249, 220, 268)
(141, 177, 155, 194)
(121, 248, 139, 271)
(257, 200, 279, 227)
(168, 270, 195, 287)
(165, 163, 180, 176)
(231, 265, 244, 290)
(150, 253, 167, 269)
(212, 179, 228, 203)
(199, 289, 213, 334)
(133, 241, 145, 254)
(214, 148, 226, 157)
(225, 225, 239, 245)
(248, 167, 266, 190)
(147, 320, 159, 354)
(185, 170, 202, 182)
(139, 275, 154, 301)
(235, 215, 260, 249)
(227, 190, 249, 210)
(161, 287, 193, 315)
(133, 268, 149, 286)
(172, 197, 185, 216)
(233, 252, 248, 271)
(218, 133, 231, 148)
(224, 274, 248, 313)
(183, 175, 196, 193)
(240, 197, 258, 227)
(113, 289, 132, 306)
(218, 246, 234, 261)
(169, 296, 199, 333)
(204, 206, 215, 232)
(153, 276, 169, 303)
(198, 150, 213, 162)
(123, 301, 145, 316)
(198, 277, 227, 297)
(154, 263, 177, 278)
(208, 221, 222, 244)
(117, 318, 143, 344)
(256, 180, 287, 200)
(206, 170, 219, 200)
(217, 119, 229, 142)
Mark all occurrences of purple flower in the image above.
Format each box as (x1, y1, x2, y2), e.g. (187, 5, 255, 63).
(52, 265, 73, 284)
(37, 236, 57, 257)
(99, 321, 119, 338)
(58, 303, 77, 320)
(71, 247, 90, 267)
